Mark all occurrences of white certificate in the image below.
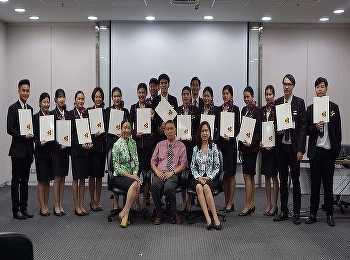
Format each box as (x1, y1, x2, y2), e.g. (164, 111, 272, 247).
(261, 121, 275, 147)
(88, 108, 105, 134)
(136, 108, 152, 134)
(18, 109, 33, 135)
(75, 118, 92, 144)
(39, 115, 54, 142)
(176, 115, 191, 140)
(56, 120, 71, 147)
(313, 96, 329, 123)
(276, 103, 293, 131)
(155, 99, 177, 122)
(108, 109, 124, 135)
(200, 114, 215, 138)
(237, 116, 256, 144)
(220, 111, 235, 138)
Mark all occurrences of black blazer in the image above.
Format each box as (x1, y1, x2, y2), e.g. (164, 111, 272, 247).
(87, 106, 107, 154)
(68, 107, 90, 157)
(217, 104, 240, 151)
(239, 105, 261, 153)
(191, 97, 204, 111)
(105, 106, 129, 150)
(306, 101, 342, 159)
(275, 95, 307, 154)
(33, 111, 54, 160)
(7, 101, 34, 158)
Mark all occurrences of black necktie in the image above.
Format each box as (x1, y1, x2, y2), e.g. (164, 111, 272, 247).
(285, 100, 290, 142)
(319, 123, 325, 137)
(194, 100, 198, 107)
(167, 143, 173, 171)
(24, 104, 27, 109)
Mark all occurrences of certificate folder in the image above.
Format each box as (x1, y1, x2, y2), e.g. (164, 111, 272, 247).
(176, 115, 191, 140)
(200, 114, 215, 138)
(88, 108, 105, 134)
(275, 103, 293, 131)
(313, 96, 329, 123)
(220, 112, 235, 138)
(261, 121, 275, 147)
(155, 99, 177, 122)
(108, 109, 124, 135)
(39, 115, 54, 142)
(237, 116, 256, 144)
(136, 108, 152, 134)
(18, 109, 33, 135)
(56, 120, 71, 147)
(75, 118, 92, 144)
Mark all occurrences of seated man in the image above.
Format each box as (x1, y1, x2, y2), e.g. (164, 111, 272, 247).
(150, 120, 187, 225)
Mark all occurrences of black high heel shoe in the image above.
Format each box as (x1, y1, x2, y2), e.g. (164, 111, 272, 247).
(207, 222, 213, 230)
(53, 207, 63, 217)
(265, 207, 278, 216)
(238, 208, 252, 216)
(251, 206, 256, 213)
(75, 209, 84, 216)
(214, 223, 222, 230)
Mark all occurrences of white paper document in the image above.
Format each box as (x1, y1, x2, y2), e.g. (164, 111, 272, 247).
(108, 109, 124, 135)
(136, 108, 152, 134)
(18, 109, 33, 135)
(39, 115, 54, 142)
(176, 115, 191, 140)
(261, 121, 275, 147)
(220, 111, 235, 138)
(56, 120, 71, 147)
(275, 103, 293, 131)
(155, 99, 177, 122)
(88, 108, 105, 134)
(75, 118, 92, 144)
(200, 114, 215, 138)
(237, 116, 256, 144)
(313, 96, 329, 123)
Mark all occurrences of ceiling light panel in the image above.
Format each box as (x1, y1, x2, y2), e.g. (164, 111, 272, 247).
(109, 0, 150, 7)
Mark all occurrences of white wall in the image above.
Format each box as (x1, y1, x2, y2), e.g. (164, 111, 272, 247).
(2, 23, 96, 185)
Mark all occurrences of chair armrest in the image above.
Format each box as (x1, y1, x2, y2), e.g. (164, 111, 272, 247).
(217, 170, 225, 192)
(138, 169, 148, 187)
(106, 169, 114, 191)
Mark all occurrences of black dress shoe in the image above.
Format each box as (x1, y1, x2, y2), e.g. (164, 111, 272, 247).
(273, 211, 289, 222)
(40, 210, 50, 217)
(75, 210, 84, 216)
(207, 222, 213, 230)
(327, 215, 335, 226)
(238, 208, 252, 216)
(305, 214, 317, 224)
(13, 211, 27, 219)
(214, 223, 222, 230)
(53, 208, 63, 217)
(293, 214, 301, 225)
(21, 209, 34, 218)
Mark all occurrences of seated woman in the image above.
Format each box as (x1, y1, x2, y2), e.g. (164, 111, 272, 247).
(112, 119, 141, 228)
(190, 121, 222, 230)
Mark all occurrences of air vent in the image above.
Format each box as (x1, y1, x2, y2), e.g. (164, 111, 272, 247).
(170, 0, 199, 5)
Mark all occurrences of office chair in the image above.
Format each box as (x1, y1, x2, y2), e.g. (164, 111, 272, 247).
(0, 232, 34, 260)
(186, 150, 227, 224)
(106, 148, 149, 222)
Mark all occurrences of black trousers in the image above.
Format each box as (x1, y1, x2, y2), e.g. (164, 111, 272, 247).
(151, 175, 178, 217)
(277, 144, 301, 214)
(309, 147, 335, 216)
(11, 156, 32, 212)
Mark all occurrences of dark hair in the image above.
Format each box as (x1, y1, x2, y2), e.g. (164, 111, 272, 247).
(18, 79, 30, 89)
(39, 92, 50, 103)
(222, 85, 233, 96)
(74, 90, 84, 100)
(244, 86, 254, 96)
(111, 87, 122, 97)
(265, 85, 275, 95)
(181, 86, 191, 94)
(314, 77, 328, 88)
(55, 88, 65, 99)
(149, 78, 158, 85)
(120, 119, 130, 129)
(196, 121, 213, 149)
(91, 87, 104, 102)
(283, 74, 295, 85)
(190, 77, 201, 87)
(158, 73, 170, 83)
(165, 120, 175, 128)
(137, 83, 148, 93)
(203, 86, 213, 97)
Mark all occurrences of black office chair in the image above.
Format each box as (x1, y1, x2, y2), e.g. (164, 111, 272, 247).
(106, 148, 149, 222)
(0, 232, 34, 260)
(186, 150, 226, 224)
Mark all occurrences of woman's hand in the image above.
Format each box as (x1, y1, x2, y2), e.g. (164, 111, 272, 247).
(40, 140, 47, 146)
(130, 174, 142, 183)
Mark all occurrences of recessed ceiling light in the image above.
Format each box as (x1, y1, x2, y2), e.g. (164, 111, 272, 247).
(319, 17, 329, 22)
(0, 0, 9, 3)
(146, 16, 155, 21)
(250, 27, 259, 31)
(88, 16, 98, 21)
(30, 16, 40, 20)
(334, 9, 345, 14)
(262, 16, 272, 21)
(204, 15, 213, 20)
(99, 26, 108, 30)
(15, 8, 26, 13)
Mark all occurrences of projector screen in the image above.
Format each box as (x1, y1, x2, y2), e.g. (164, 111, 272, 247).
(111, 21, 248, 111)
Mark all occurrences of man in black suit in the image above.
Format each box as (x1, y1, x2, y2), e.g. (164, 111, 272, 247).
(190, 76, 204, 110)
(152, 73, 178, 146)
(273, 74, 307, 225)
(305, 77, 341, 226)
(7, 79, 35, 219)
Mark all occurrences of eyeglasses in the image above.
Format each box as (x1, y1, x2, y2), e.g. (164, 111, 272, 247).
(283, 82, 294, 86)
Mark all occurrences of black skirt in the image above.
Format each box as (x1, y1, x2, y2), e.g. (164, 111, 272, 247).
(113, 175, 138, 191)
(71, 156, 89, 180)
(261, 148, 278, 177)
(242, 151, 258, 175)
(89, 151, 106, 178)
(36, 158, 53, 182)
(52, 150, 69, 177)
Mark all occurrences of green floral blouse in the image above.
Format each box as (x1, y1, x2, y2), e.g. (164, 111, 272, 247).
(112, 137, 139, 176)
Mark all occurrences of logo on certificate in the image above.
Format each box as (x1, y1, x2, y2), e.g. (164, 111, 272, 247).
(269, 136, 273, 142)
(227, 126, 232, 133)
(184, 129, 188, 134)
(84, 133, 89, 138)
(168, 110, 173, 116)
(144, 123, 149, 128)
(64, 136, 69, 141)
(246, 132, 251, 138)
(26, 124, 31, 130)
(47, 130, 52, 136)
(116, 125, 120, 130)
(285, 118, 289, 123)
(321, 111, 326, 117)
(97, 122, 102, 128)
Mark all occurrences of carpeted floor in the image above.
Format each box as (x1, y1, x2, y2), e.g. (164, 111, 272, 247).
(0, 185, 349, 260)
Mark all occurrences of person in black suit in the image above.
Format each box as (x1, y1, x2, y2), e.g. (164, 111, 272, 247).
(273, 74, 307, 225)
(190, 76, 204, 110)
(305, 77, 341, 226)
(7, 79, 34, 219)
(147, 77, 159, 104)
(152, 73, 178, 147)
(33, 92, 54, 217)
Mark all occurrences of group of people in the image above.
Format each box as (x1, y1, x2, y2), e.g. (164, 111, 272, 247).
(7, 73, 341, 229)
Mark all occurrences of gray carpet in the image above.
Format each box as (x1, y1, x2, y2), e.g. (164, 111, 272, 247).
(0, 185, 349, 260)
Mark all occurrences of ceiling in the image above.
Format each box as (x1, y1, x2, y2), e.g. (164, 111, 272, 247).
(0, 0, 350, 24)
